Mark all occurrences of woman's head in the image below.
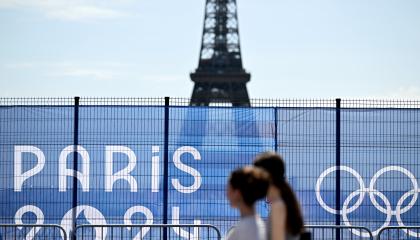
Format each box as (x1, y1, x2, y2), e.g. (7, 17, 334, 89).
(253, 152, 304, 235)
(227, 166, 270, 208)
(253, 151, 286, 190)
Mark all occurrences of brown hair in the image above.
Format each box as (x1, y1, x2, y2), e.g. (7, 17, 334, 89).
(229, 166, 270, 206)
(253, 152, 304, 235)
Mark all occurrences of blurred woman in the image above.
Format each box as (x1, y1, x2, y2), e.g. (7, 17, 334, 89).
(254, 152, 304, 240)
(226, 166, 270, 240)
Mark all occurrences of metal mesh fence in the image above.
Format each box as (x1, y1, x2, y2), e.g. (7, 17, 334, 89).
(377, 226, 420, 239)
(74, 224, 221, 240)
(0, 224, 67, 240)
(305, 225, 374, 240)
(1, 97, 419, 239)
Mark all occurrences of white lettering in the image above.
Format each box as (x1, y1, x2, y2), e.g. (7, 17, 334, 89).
(14, 146, 45, 192)
(172, 206, 200, 239)
(151, 146, 160, 192)
(60, 205, 107, 240)
(172, 146, 202, 194)
(105, 146, 137, 192)
(58, 145, 90, 192)
(124, 206, 154, 239)
(15, 205, 45, 240)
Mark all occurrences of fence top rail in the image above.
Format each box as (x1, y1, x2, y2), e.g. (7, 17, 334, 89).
(377, 226, 420, 229)
(75, 224, 220, 228)
(0, 224, 65, 228)
(305, 224, 372, 229)
(1, 97, 420, 108)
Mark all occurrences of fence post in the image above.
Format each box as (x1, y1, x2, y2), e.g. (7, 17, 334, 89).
(163, 97, 170, 240)
(274, 107, 278, 152)
(335, 98, 341, 240)
(72, 96, 80, 240)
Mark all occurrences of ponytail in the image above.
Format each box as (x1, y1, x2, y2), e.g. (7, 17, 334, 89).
(254, 152, 304, 235)
(277, 179, 304, 235)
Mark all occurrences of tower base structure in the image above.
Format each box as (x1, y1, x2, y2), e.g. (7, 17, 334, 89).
(190, 72, 251, 107)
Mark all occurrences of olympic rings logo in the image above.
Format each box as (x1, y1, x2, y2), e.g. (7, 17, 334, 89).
(315, 166, 420, 238)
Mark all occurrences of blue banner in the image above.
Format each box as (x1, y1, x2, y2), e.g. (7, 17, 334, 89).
(1, 106, 419, 238)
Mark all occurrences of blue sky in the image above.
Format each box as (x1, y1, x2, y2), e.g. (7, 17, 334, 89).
(0, 0, 419, 99)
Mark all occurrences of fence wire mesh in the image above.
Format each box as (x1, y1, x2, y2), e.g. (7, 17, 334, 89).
(305, 225, 374, 240)
(0, 224, 67, 240)
(74, 224, 221, 240)
(1, 97, 419, 239)
(377, 226, 420, 240)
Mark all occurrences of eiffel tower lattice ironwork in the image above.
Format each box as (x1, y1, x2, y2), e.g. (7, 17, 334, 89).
(190, 0, 251, 106)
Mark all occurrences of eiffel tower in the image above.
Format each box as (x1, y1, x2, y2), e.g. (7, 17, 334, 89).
(190, 0, 251, 107)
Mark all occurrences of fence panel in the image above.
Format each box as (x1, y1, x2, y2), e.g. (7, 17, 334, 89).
(338, 108, 420, 237)
(168, 106, 275, 233)
(0, 224, 67, 240)
(0, 98, 75, 227)
(1, 98, 420, 239)
(74, 224, 221, 240)
(305, 225, 374, 240)
(377, 226, 420, 240)
(276, 102, 337, 226)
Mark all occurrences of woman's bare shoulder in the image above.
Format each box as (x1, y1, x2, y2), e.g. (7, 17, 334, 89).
(270, 199, 286, 212)
(271, 200, 286, 215)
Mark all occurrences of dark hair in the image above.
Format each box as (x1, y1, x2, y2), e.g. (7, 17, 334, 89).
(229, 166, 270, 206)
(253, 152, 304, 235)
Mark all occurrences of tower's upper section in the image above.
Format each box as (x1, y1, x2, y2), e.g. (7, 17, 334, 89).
(194, 0, 248, 75)
(190, 0, 250, 106)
